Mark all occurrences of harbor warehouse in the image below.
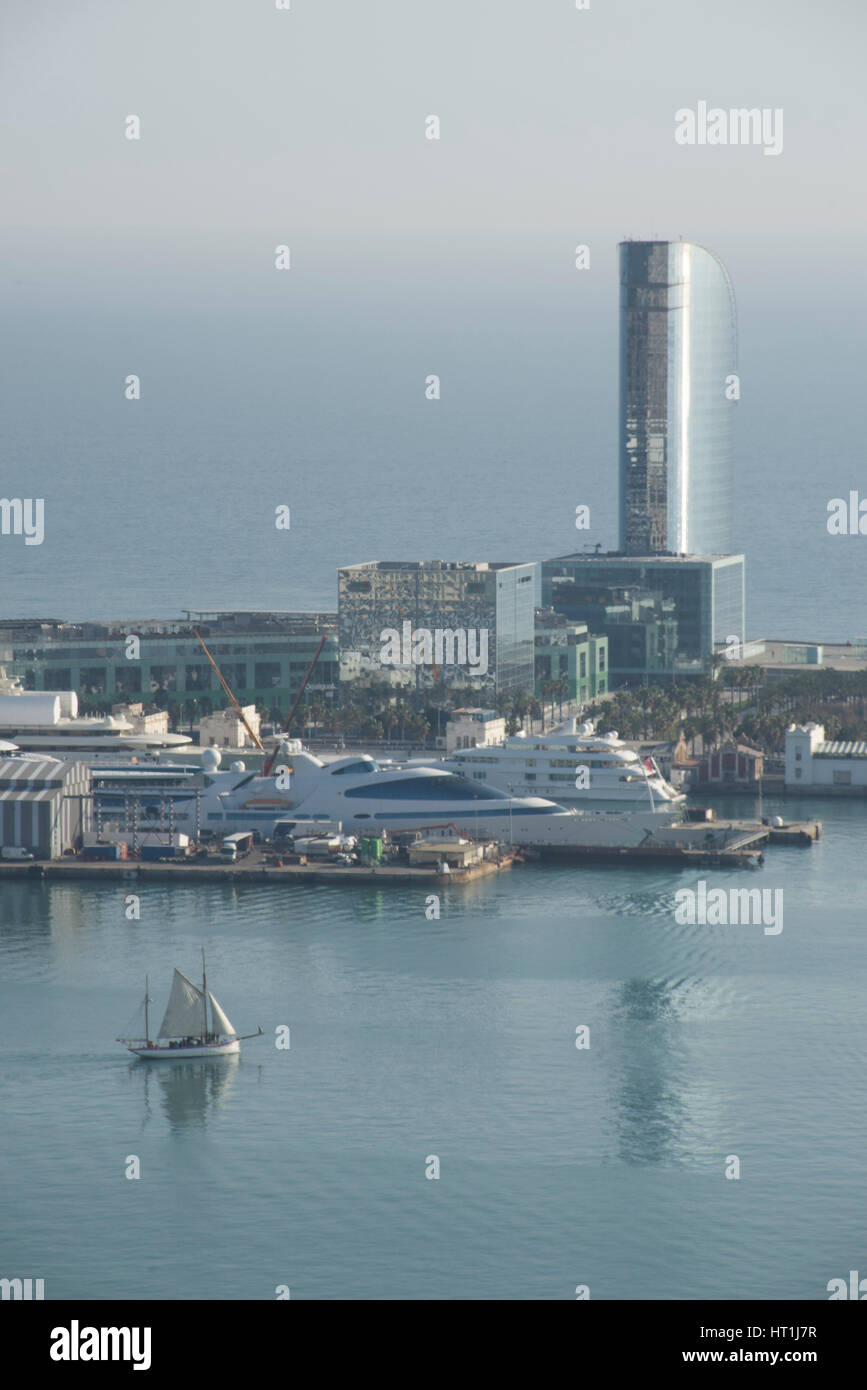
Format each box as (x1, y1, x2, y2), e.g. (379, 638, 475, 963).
(0, 759, 91, 857)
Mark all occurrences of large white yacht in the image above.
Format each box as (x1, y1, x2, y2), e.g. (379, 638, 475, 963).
(93, 742, 687, 850)
(439, 718, 684, 813)
(0, 670, 192, 756)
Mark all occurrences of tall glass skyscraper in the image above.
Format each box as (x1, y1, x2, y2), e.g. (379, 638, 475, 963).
(619, 240, 737, 556)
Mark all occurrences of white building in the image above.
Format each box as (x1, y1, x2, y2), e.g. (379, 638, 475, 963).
(111, 702, 170, 736)
(199, 706, 261, 750)
(785, 723, 867, 794)
(445, 708, 505, 755)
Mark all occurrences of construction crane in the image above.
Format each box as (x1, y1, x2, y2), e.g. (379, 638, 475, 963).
(262, 633, 328, 777)
(192, 629, 264, 752)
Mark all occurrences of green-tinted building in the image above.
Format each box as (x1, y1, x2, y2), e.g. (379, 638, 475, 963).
(0, 612, 339, 717)
(534, 610, 608, 705)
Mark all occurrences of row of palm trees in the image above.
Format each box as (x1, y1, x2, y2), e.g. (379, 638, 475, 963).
(122, 662, 867, 756)
(582, 664, 867, 755)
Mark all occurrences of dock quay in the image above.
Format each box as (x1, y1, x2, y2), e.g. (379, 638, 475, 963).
(527, 837, 766, 867)
(706, 818, 822, 846)
(763, 819, 822, 844)
(0, 852, 519, 887)
(0, 819, 821, 884)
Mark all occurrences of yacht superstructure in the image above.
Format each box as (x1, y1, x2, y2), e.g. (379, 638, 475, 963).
(0, 669, 192, 756)
(440, 718, 684, 812)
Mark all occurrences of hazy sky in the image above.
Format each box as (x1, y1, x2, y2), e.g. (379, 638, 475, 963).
(2, 0, 864, 257)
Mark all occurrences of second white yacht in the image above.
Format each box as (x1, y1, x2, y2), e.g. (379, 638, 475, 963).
(439, 717, 684, 813)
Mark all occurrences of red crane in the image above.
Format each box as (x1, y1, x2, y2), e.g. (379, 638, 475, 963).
(262, 633, 328, 776)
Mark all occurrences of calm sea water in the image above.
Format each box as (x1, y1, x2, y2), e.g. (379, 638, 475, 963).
(2, 793, 866, 1300)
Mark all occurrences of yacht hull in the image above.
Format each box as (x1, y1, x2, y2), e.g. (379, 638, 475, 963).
(128, 1040, 240, 1059)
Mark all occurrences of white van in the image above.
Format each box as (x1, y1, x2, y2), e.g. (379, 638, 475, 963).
(1, 846, 35, 861)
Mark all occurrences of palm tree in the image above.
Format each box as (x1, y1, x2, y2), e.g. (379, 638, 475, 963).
(555, 676, 569, 719)
(512, 692, 532, 731)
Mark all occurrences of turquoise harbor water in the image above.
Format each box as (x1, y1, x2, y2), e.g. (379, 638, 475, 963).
(2, 794, 866, 1301)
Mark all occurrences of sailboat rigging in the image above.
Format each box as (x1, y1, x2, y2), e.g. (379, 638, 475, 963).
(118, 949, 263, 1059)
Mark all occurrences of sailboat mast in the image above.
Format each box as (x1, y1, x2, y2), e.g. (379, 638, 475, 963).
(145, 975, 150, 1043)
(201, 947, 208, 1037)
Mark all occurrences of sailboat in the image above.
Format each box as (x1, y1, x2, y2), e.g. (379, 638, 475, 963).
(119, 950, 263, 1059)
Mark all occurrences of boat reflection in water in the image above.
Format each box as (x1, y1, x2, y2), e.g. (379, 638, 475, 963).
(139, 1055, 240, 1132)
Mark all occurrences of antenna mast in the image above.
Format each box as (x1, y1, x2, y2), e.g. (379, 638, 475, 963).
(201, 947, 209, 1038)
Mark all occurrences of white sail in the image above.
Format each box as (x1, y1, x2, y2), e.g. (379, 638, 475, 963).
(208, 992, 236, 1038)
(158, 968, 207, 1039)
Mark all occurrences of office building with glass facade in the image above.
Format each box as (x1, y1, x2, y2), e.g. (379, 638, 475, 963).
(338, 561, 537, 696)
(542, 553, 745, 673)
(620, 239, 737, 556)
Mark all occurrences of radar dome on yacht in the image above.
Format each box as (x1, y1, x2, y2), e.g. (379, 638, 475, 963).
(603, 731, 619, 742)
(230, 760, 246, 772)
(200, 747, 222, 770)
(577, 722, 594, 735)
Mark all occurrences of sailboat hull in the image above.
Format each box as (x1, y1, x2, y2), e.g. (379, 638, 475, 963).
(128, 1039, 241, 1060)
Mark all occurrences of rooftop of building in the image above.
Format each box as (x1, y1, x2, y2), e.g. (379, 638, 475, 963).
(339, 560, 533, 574)
(546, 551, 745, 566)
(815, 741, 867, 758)
(724, 640, 867, 673)
(0, 612, 338, 641)
(534, 608, 589, 630)
(0, 758, 80, 785)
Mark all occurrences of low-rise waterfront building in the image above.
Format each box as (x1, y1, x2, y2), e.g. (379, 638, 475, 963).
(785, 723, 867, 794)
(691, 739, 764, 791)
(445, 708, 506, 754)
(0, 612, 339, 717)
(199, 706, 262, 750)
(0, 758, 91, 857)
(110, 703, 171, 736)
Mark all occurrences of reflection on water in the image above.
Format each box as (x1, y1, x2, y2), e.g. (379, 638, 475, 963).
(137, 1056, 239, 1131)
(612, 977, 688, 1166)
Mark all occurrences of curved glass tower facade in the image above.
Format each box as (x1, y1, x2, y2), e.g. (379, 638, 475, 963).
(619, 240, 737, 556)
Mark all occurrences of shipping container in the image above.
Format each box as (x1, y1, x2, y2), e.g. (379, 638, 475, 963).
(83, 843, 124, 861)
